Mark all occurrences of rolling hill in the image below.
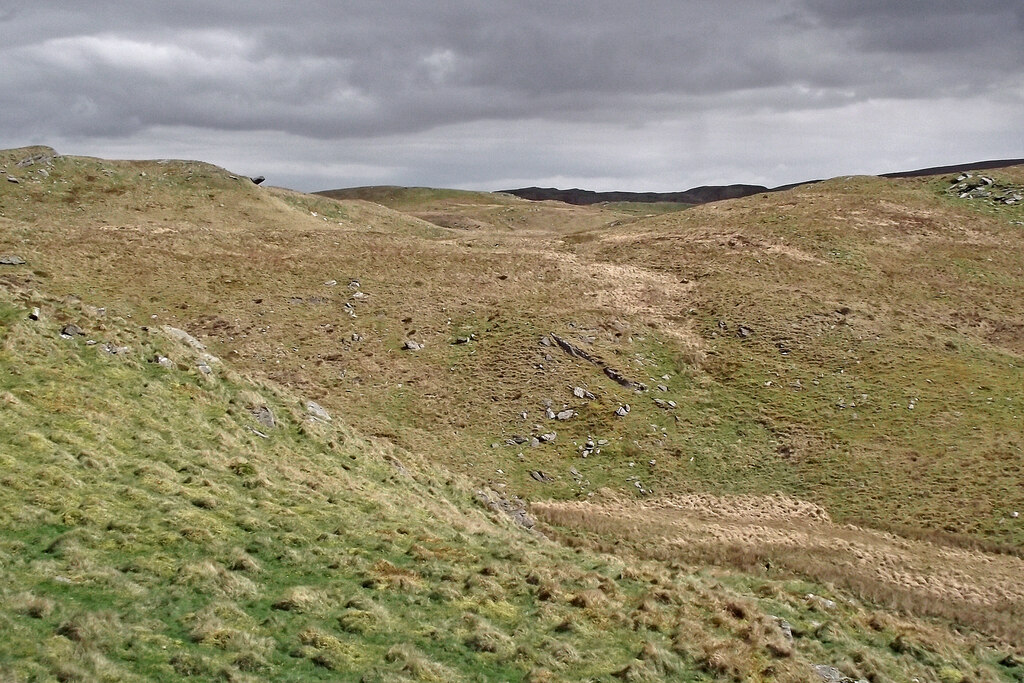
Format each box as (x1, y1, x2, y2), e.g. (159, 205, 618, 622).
(2, 145, 1024, 681)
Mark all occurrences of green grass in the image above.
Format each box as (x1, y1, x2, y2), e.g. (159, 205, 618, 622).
(4, 148, 1023, 549)
(4, 146, 1024, 680)
(2, 289, 1017, 682)
(0, 289, 687, 680)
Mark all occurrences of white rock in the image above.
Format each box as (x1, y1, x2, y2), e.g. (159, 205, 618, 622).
(306, 400, 332, 422)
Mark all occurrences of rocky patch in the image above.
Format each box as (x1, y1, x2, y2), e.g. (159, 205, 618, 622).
(474, 489, 535, 528)
(548, 333, 647, 391)
(947, 173, 1023, 205)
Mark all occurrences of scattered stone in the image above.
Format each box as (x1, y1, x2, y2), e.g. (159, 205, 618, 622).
(351, 291, 368, 299)
(324, 279, 337, 286)
(657, 384, 668, 392)
(737, 325, 753, 339)
(569, 467, 582, 480)
(351, 333, 363, 342)
(999, 654, 1020, 668)
(1011, 511, 1019, 519)
(806, 593, 836, 610)
(250, 175, 265, 185)
(511, 435, 528, 445)
(306, 400, 332, 422)
(604, 366, 647, 391)
(615, 405, 631, 417)
(539, 432, 556, 443)
(529, 470, 552, 482)
(453, 336, 472, 344)
(811, 664, 867, 683)
(530, 437, 541, 448)
(17, 152, 54, 167)
(549, 332, 646, 390)
(539, 336, 552, 346)
(253, 406, 276, 429)
(475, 489, 535, 528)
(775, 618, 794, 642)
(162, 326, 207, 352)
(196, 363, 212, 375)
(653, 398, 677, 410)
(573, 386, 596, 400)
(0, 255, 26, 265)
(6, 176, 19, 184)
(248, 427, 269, 439)
(60, 324, 84, 337)
(403, 340, 423, 351)
(152, 355, 175, 369)
(556, 409, 575, 421)
(545, 408, 556, 420)
(29, 307, 40, 321)
(549, 333, 597, 361)
(100, 342, 130, 355)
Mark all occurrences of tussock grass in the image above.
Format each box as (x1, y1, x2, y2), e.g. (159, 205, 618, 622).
(4, 148, 1024, 552)
(534, 496, 1024, 648)
(3, 147, 1024, 680)
(0, 283, 714, 680)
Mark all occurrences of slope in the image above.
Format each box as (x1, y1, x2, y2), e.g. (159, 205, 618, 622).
(2, 267, 1021, 683)
(3, 146, 1024, 680)
(2, 147, 1023, 550)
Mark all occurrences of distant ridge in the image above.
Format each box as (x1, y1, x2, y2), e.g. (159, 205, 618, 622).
(498, 184, 769, 206)
(498, 158, 1024, 206)
(878, 158, 1024, 179)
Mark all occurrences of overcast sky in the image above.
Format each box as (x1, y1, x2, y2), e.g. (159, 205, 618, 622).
(2, 2, 1023, 192)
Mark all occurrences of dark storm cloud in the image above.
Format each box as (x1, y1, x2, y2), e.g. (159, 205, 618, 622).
(1, 2, 1022, 190)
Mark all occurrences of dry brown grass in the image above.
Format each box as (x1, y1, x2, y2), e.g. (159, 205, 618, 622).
(533, 493, 1024, 647)
(3, 146, 1023, 553)
(4, 147, 1024, 681)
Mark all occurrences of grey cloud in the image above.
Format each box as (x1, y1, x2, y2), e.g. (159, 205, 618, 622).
(1, 2, 1022, 190)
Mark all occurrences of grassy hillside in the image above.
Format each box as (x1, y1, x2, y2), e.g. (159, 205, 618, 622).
(3, 146, 1021, 548)
(2, 145, 1024, 679)
(2, 266, 1021, 682)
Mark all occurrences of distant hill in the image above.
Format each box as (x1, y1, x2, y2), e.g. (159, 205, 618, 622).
(878, 158, 1024, 179)
(497, 158, 1024, 206)
(498, 184, 769, 206)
